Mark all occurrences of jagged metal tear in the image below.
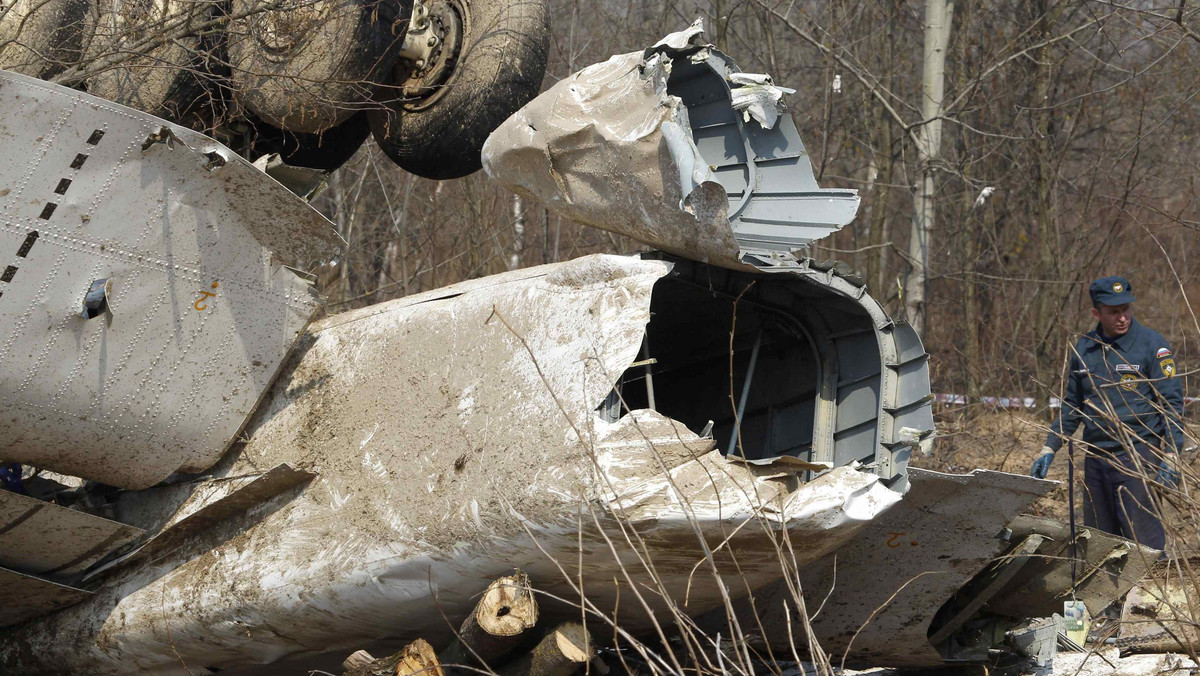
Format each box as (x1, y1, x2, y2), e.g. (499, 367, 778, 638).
(482, 18, 859, 269)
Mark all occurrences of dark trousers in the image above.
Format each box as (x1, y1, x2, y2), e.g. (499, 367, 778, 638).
(1082, 452, 1166, 551)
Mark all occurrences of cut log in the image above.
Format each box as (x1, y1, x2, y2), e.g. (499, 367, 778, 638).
(440, 571, 539, 670)
(503, 623, 594, 676)
(343, 650, 375, 671)
(345, 638, 443, 676)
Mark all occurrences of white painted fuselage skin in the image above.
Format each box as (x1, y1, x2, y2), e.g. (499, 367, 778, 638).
(1, 255, 900, 675)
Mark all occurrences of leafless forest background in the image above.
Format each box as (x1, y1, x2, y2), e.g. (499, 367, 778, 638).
(7, 0, 1195, 418)
(303, 0, 1199, 422)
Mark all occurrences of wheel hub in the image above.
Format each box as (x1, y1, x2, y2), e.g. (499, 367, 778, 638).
(393, 0, 462, 104)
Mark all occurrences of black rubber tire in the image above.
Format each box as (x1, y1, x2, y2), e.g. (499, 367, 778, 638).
(368, 0, 549, 180)
(0, 0, 91, 78)
(245, 111, 371, 171)
(84, 0, 213, 120)
(229, 0, 410, 134)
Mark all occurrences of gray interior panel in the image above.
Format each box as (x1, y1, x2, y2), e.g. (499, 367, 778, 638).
(665, 51, 860, 256)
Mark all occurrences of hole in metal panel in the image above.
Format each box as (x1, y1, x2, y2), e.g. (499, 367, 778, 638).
(86, 129, 105, 145)
(1, 266, 16, 282)
(38, 203, 57, 220)
(54, 178, 71, 195)
(605, 276, 820, 463)
(69, 154, 88, 170)
(81, 278, 110, 319)
(16, 231, 38, 257)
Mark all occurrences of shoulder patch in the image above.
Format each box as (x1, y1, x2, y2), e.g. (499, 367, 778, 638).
(1161, 358, 1176, 378)
(1157, 347, 1172, 358)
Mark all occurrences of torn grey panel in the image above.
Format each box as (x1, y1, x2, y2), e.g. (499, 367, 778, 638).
(482, 19, 859, 269)
(924, 514, 1159, 663)
(983, 515, 1159, 619)
(0, 70, 343, 489)
(0, 253, 905, 675)
(83, 463, 314, 581)
(711, 468, 1055, 668)
(726, 467, 1156, 668)
(0, 566, 92, 628)
(0, 489, 144, 578)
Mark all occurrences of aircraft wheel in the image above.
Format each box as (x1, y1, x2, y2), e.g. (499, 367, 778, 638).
(368, 0, 549, 180)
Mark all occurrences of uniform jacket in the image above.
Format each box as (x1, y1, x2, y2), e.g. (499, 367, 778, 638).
(1045, 319, 1186, 453)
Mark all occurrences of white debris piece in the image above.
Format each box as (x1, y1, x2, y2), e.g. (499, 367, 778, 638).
(483, 21, 860, 270)
(1, 254, 902, 675)
(729, 72, 796, 128)
(974, 186, 996, 207)
(651, 16, 706, 50)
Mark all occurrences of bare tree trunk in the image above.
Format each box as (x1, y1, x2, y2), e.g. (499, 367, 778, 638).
(1030, 0, 1062, 417)
(868, 95, 894, 295)
(868, 1, 900, 296)
(905, 0, 954, 335)
(510, 194, 525, 270)
(964, 197, 984, 406)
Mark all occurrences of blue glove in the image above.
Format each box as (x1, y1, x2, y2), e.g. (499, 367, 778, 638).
(1031, 447, 1055, 479)
(1157, 455, 1181, 489)
(0, 463, 24, 494)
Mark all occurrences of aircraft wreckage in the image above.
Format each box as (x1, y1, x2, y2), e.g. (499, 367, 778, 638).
(0, 22, 1159, 676)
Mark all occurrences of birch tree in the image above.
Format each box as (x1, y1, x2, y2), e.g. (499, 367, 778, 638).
(904, 0, 954, 336)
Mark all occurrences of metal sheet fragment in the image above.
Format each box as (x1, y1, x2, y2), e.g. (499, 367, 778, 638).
(0, 566, 92, 627)
(482, 20, 859, 269)
(0, 71, 343, 488)
(0, 254, 901, 675)
(83, 463, 315, 581)
(715, 468, 1055, 668)
(0, 489, 144, 577)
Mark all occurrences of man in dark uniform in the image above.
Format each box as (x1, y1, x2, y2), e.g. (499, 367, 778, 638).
(1030, 275, 1190, 550)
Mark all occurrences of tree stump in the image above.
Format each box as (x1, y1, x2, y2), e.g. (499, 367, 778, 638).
(440, 571, 539, 671)
(345, 638, 443, 676)
(503, 623, 594, 676)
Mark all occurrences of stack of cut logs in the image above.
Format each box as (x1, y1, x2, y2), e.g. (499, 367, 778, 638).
(341, 571, 600, 676)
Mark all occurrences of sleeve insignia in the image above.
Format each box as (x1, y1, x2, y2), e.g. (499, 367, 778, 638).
(1161, 358, 1176, 378)
(1157, 347, 1172, 358)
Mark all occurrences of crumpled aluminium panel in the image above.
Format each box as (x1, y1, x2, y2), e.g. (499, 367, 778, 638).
(0, 254, 902, 675)
(483, 19, 859, 270)
(0, 71, 343, 489)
